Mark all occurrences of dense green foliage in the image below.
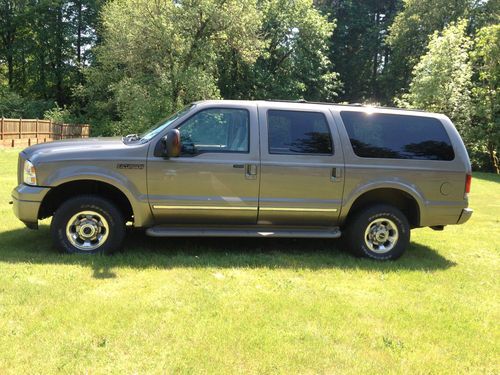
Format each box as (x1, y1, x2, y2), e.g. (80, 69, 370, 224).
(81, 0, 263, 135)
(397, 21, 473, 134)
(218, 0, 340, 102)
(470, 24, 500, 173)
(82, 0, 339, 136)
(0, 0, 498, 170)
(0, 0, 102, 106)
(317, 0, 400, 104)
(386, 0, 474, 98)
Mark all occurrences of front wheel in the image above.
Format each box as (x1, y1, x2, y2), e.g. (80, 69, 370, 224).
(50, 195, 125, 254)
(344, 204, 410, 260)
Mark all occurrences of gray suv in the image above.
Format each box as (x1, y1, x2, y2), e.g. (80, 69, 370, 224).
(11, 100, 473, 260)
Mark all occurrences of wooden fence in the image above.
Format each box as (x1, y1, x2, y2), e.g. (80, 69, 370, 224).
(0, 118, 90, 147)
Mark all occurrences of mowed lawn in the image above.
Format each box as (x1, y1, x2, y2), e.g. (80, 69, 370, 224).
(0, 148, 498, 374)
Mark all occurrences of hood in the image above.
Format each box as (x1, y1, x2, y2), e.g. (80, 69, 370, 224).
(21, 137, 140, 164)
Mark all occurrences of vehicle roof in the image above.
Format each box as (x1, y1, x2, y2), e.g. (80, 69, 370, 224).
(194, 99, 446, 119)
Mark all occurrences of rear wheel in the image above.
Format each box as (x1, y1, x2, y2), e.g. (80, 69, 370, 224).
(50, 195, 125, 254)
(344, 204, 410, 260)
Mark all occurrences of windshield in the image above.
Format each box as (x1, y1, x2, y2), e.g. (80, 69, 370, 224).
(139, 104, 195, 142)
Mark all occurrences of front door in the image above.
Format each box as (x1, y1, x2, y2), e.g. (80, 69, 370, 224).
(257, 105, 345, 226)
(147, 105, 260, 224)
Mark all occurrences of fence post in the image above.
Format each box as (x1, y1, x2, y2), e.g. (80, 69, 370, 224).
(49, 118, 52, 140)
(35, 118, 39, 139)
(19, 118, 22, 139)
(0, 117, 3, 140)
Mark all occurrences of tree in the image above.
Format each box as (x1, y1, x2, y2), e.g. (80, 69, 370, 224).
(218, 0, 340, 102)
(397, 20, 473, 135)
(0, 0, 102, 116)
(83, 0, 340, 135)
(67, 0, 103, 80)
(84, 0, 263, 134)
(0, 0, 25, 89)
(386, 0, 475, 99)
(470, 24, 500, 173)
(7, 0, 75, 103)
(317, 0, 401, 104)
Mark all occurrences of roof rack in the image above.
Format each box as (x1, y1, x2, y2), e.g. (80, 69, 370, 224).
(264, 99, 365, 107)
(262, 99, 430, 113)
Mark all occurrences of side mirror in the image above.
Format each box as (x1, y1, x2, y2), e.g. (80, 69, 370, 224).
(162, 129, 181, 157)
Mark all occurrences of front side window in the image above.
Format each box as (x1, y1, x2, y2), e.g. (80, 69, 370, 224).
(340, 111, 455, 161)
(178, 108, 250, 154)
(267, 110, 333, 155)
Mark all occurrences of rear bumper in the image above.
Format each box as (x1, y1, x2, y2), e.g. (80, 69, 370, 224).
(11, 184, 51, 229)
(420, 201, 473, 227)
(457, 207, 473, 224)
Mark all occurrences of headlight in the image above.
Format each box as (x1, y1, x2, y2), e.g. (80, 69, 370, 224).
(23, 160, 37, 185)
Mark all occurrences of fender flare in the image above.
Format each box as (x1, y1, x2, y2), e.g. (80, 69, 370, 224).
(44, 169, 152, 227)
(339, 180, 426, 226)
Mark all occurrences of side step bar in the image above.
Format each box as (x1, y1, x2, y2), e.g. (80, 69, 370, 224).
(146, 226, 341, 239)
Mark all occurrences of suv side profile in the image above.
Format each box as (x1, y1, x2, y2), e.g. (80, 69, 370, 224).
(11, 100, 473, 260)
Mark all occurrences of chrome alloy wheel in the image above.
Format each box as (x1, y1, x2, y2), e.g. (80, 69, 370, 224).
(65, 210, 109, 251)
(364, 217, 399, 254)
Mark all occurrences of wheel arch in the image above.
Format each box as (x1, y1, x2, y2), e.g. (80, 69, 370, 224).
(341, 184, 424, 228)
(38, 177, 150, 226)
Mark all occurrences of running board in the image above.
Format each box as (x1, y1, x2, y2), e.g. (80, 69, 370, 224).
(146, 226, 341, 239)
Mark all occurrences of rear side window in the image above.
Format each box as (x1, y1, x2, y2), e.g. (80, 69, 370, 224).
(340, 111, 454, 160)
(267, 110, 333, 155)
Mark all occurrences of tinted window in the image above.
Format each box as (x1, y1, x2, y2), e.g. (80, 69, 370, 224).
(340, 111, 454, 160)
(178, 108, 249, 153)
(268, 110, 333, 155)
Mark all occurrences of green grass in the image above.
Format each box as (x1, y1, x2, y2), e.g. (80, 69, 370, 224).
(0, 147, 498, 374)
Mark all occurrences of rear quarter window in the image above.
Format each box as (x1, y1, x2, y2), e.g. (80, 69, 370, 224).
(340, 111, 455, 161)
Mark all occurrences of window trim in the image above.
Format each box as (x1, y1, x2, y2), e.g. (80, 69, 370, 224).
(175, 107, 251, 155)
(266, 109, 334, 156)
(340, 111, 456, 162)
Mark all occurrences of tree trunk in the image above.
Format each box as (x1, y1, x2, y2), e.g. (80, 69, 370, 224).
(55, 4, 65, 104)
(371, 12, 380, 99)
(76, 0, 83, 84)
(77, 0, 82, 65)
(487, 143, 500, 174)
(39, 47, 46, 98)
(7, 52, 14, 89)
(1, 1, 16, 89)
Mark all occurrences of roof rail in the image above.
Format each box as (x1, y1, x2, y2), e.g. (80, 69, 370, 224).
(264, 99, 365, 107)
(264, 99, 308, 103)
(262, 99, 430, 113)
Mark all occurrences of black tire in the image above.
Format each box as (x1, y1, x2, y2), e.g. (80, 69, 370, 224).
(344, 204, 410, 260)
(50, 195, 125, 255)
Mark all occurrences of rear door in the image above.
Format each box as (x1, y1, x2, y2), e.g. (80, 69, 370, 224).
(257, 104, 345, 226)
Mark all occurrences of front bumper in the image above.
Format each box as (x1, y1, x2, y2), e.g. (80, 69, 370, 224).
(457, 207, 473, 224)
(11, 184, 51, 229)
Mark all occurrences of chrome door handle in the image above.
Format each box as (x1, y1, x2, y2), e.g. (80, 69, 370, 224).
(331, 167, 343, 182)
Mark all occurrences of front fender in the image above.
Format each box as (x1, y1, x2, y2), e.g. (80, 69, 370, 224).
(42, 166, 152, 227)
